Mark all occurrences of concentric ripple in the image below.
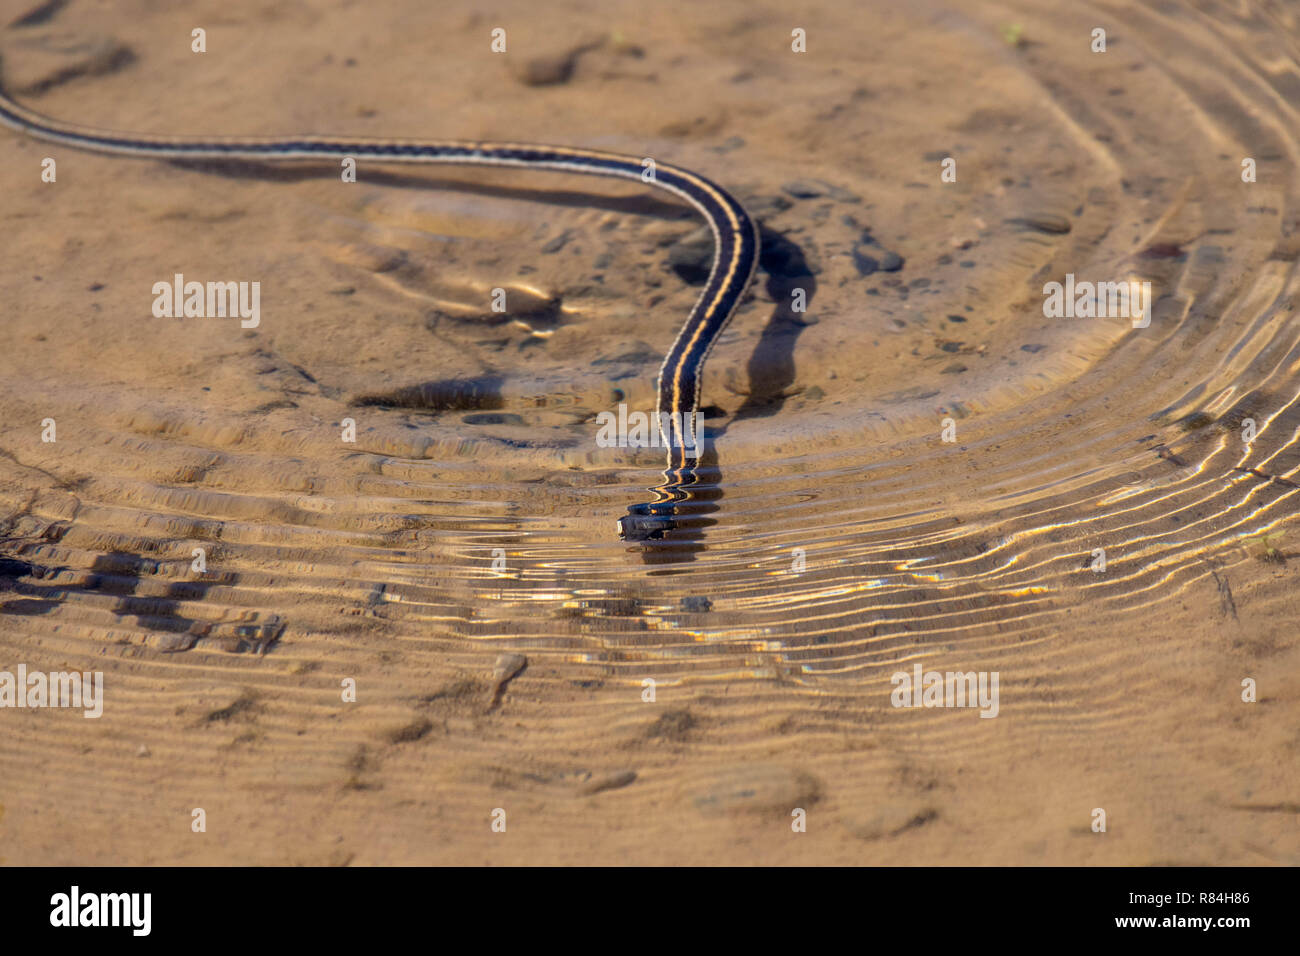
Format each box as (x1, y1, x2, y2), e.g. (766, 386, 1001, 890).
(2, 0, 1298, 699)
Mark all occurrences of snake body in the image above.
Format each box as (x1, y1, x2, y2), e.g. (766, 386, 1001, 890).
(0, 70, 760, 540)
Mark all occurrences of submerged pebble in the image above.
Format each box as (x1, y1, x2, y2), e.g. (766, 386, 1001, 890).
(487, 653, 527, 708)
(491, 652, 527, 684)
(849, 804, 939, 840)
(1005, 214, 1071, 235)
(686, 764, 821, 814)
(576, 769, 637, 796)
(781, 179, 861, 202)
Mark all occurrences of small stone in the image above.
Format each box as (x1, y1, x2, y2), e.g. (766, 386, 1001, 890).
(687, 764, 821, 814)
(135, 744, 150, 758)
(1005, 214, 1071, 235)
(487, 653, 527, 709)
(852, 247, 879, 276)
(541, 230, 573, 254)
(576, 770, 637, 796)
(849, 803, 938, 840)
(783, 179, 832, 199)
(386, 718, 434, 744)
(491, 653, 527, 685)
(644, 708, 696, 741)
(507, 36, 604, 86)
(781, 179, 860, 202)
(1139, 242, 1185, 260)
(462, 413, 527, 426)
(880, 251, 905, 271)
(150, 632, 196, 653)
(510, 52, 579, 86)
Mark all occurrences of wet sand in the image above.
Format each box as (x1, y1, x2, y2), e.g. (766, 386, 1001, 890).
(1, 0, 1298, 864)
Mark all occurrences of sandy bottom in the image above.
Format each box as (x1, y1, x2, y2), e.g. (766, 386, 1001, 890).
(1, 0, 1298, 864)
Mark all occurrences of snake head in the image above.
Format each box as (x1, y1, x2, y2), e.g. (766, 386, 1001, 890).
(617, 502, 679, 541)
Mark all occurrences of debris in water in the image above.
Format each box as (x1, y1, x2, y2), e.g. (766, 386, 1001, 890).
(487, 653, 527, 710)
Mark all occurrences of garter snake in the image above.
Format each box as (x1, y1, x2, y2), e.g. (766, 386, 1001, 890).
(0, 65, 760, 541)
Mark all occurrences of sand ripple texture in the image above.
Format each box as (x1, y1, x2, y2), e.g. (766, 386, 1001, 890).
(0, 0, 1297, 864)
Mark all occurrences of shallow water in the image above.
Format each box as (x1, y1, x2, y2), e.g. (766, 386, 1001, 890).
(1, 0, 1297, 864)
